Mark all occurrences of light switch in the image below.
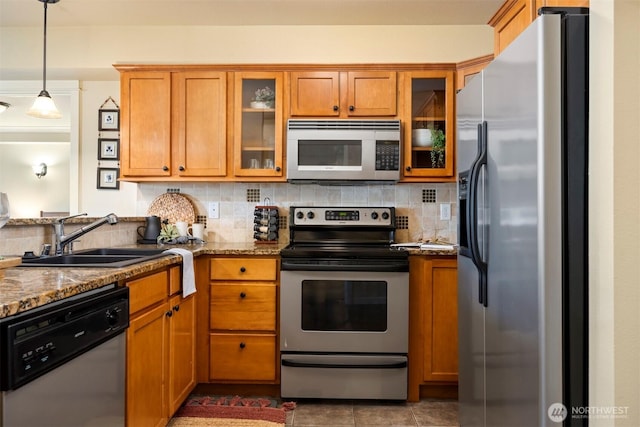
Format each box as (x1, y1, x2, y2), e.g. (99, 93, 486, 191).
(208, 202, 219, 219)
(440, 203, 451, 221)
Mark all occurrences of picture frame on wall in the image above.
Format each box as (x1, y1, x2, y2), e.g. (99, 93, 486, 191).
(98, 109, 119, 131)
(97, 167, 120, 190)
(98, 138, 119, 160)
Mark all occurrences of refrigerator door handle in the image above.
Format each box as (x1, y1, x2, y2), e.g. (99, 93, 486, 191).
(468, 121, 488, 306)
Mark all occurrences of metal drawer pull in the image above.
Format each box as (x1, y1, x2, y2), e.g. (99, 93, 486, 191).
(240, 292, 246, 299)
(240, 266, 246, 273)
(239, 342, 246, 349)
(281, 359, 407, 369)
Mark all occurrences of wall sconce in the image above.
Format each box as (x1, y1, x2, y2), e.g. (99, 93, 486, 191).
(33, 163, 48, 179)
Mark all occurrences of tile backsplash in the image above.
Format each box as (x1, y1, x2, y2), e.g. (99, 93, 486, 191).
(0, 182, 457, 255)
(137, 182, 458, 244)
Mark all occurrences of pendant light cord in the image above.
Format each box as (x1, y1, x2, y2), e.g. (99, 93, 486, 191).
(42, 1, 48, 93)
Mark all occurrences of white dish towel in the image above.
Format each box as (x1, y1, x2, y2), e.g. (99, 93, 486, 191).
(163, 248, 196, 297)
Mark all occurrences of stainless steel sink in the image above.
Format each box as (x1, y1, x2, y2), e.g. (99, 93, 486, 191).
(20, 248, 169, 268)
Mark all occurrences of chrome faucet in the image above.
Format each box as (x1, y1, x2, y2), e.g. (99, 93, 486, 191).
(53, 213, 118, 255)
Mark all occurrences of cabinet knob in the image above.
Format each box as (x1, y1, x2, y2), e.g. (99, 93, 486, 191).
(173, 305, 180, 312)
(178, 165, 185, 171)
(405, 166, 412, 172)
(165, 310, 173, 317)
(162, 166, 169, 172)
(275, 166, 281, 172)
(239, 342, 246, 349)
(332, 105, 339, 112)
(240, 292, 246, 299)
(240, 266, 246, 273)
(349, 105, 355, 112)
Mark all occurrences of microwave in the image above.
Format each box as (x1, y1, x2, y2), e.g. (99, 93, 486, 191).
(286, 119, 402, 184)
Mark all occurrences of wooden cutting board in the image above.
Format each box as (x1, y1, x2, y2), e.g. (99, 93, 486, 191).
(0, 257, 21, 279)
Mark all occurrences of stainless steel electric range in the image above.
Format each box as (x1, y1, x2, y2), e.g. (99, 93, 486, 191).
(280, 206, 409, 400)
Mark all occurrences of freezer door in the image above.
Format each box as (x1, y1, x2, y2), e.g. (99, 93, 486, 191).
(456, 71, 486, 427)
(483, 14, 563, 426)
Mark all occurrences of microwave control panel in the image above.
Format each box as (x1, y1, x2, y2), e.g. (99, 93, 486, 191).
(375, 141, 400, 171)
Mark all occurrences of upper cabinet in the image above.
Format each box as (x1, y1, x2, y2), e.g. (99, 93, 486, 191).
(401, 70, 455, 180)
(118, 68, 227, 179)
(233, 72, 284, 178)
(455, 55, 494, 92)
(289, 71, 397, 117)
(120, 71, 172, 177)
(489, 0, 589, 56)
(172, 72, 227, 177)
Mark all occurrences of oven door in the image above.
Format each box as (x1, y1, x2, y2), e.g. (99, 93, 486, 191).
(280, 270, 409, 354)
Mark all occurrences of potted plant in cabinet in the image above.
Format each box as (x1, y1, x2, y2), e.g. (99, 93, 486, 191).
(430, 128, 446, 169)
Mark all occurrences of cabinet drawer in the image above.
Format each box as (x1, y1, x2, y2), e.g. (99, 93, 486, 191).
(210, 258, 277, 281)
(127, 270, 168, 314)
(209, 334, 276, 381)
(210, 284, 276, 331)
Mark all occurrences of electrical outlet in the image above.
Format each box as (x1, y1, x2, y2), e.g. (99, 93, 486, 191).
(208, 202, 219, 219)
(440, 203, 451, 221)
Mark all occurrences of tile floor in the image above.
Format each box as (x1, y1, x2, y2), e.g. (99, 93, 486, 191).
(284, 399, 459, 426)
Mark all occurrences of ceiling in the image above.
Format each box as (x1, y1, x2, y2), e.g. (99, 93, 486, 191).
(0, 0, 503, 27)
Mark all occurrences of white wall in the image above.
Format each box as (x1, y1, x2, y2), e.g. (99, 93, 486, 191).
(0, 25, 494, 80)
(589, 0, 640, 425)
(79, 81, 138, 216)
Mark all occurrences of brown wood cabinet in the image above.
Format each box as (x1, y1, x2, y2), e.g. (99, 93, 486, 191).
(289, 71, 397, 117)
(489, 0, 589, 56)
(126, 266, 196, 426)
(209, 257, 278, 383)
(408, 255, 458, 402)
(118, 68, 227, 179)
(232, 72, 284, 178)
(401, 70, 456, 181)
(456, 55, 494, 91)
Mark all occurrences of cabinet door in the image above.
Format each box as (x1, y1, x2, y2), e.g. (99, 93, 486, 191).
(172, 71, 227, 177)
(290, 71, 341, 116)
(423, 258, 458, 382)
(346, 71, 397, 116)
(120, 71, 172, 177)
(168, 294, 196, 415)
(402, 70, 455, 179)
(233, 72, 284, 177)
(127, 303, 170, 427)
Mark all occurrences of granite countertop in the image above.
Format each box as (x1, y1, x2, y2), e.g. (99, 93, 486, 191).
(0, 242, 286, 319)
(0, 241, 455, 319)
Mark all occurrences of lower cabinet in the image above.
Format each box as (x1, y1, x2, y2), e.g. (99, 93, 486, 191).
(208, 256, 279, 383)
(408, 255, 458, 402)
(126, 266, 196, 426)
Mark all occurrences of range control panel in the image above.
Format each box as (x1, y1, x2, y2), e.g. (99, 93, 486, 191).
(291, 206, 395, 226)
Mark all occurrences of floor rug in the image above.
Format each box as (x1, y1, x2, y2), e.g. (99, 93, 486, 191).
(167, 395, 295, 427)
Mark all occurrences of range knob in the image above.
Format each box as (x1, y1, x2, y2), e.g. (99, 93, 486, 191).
(296, 211, 304, 219)
(371, 212, 379, 220)
(307, 211, 315, 219)
(381, 211, 390, 220)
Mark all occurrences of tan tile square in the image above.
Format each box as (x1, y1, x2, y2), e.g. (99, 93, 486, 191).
(353, 402, 416, 426)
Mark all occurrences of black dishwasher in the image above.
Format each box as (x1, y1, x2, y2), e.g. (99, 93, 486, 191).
(0, 284, 129, 427)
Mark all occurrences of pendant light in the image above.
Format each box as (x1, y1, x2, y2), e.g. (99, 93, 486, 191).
(0, 102, 10, 113)
(27, 0, 62, 119)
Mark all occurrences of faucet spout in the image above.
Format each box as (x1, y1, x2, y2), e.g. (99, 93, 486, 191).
(53, 213, 119, 255)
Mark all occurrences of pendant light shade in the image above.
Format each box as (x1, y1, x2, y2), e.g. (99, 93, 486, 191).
(28, 0, 62, 119)
(0, 102, 10, 113)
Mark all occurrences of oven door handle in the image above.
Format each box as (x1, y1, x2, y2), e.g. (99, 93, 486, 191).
(281, 358, 407, 369)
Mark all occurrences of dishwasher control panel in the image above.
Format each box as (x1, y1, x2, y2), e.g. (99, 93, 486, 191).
(0, 285, 129, 391)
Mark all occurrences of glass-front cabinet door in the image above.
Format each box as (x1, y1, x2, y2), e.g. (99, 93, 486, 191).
(402, 70, 455, 179)
(233, 72, 284, 177)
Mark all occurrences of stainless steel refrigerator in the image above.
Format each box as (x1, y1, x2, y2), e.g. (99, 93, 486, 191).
(456, 8, 588, 427)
